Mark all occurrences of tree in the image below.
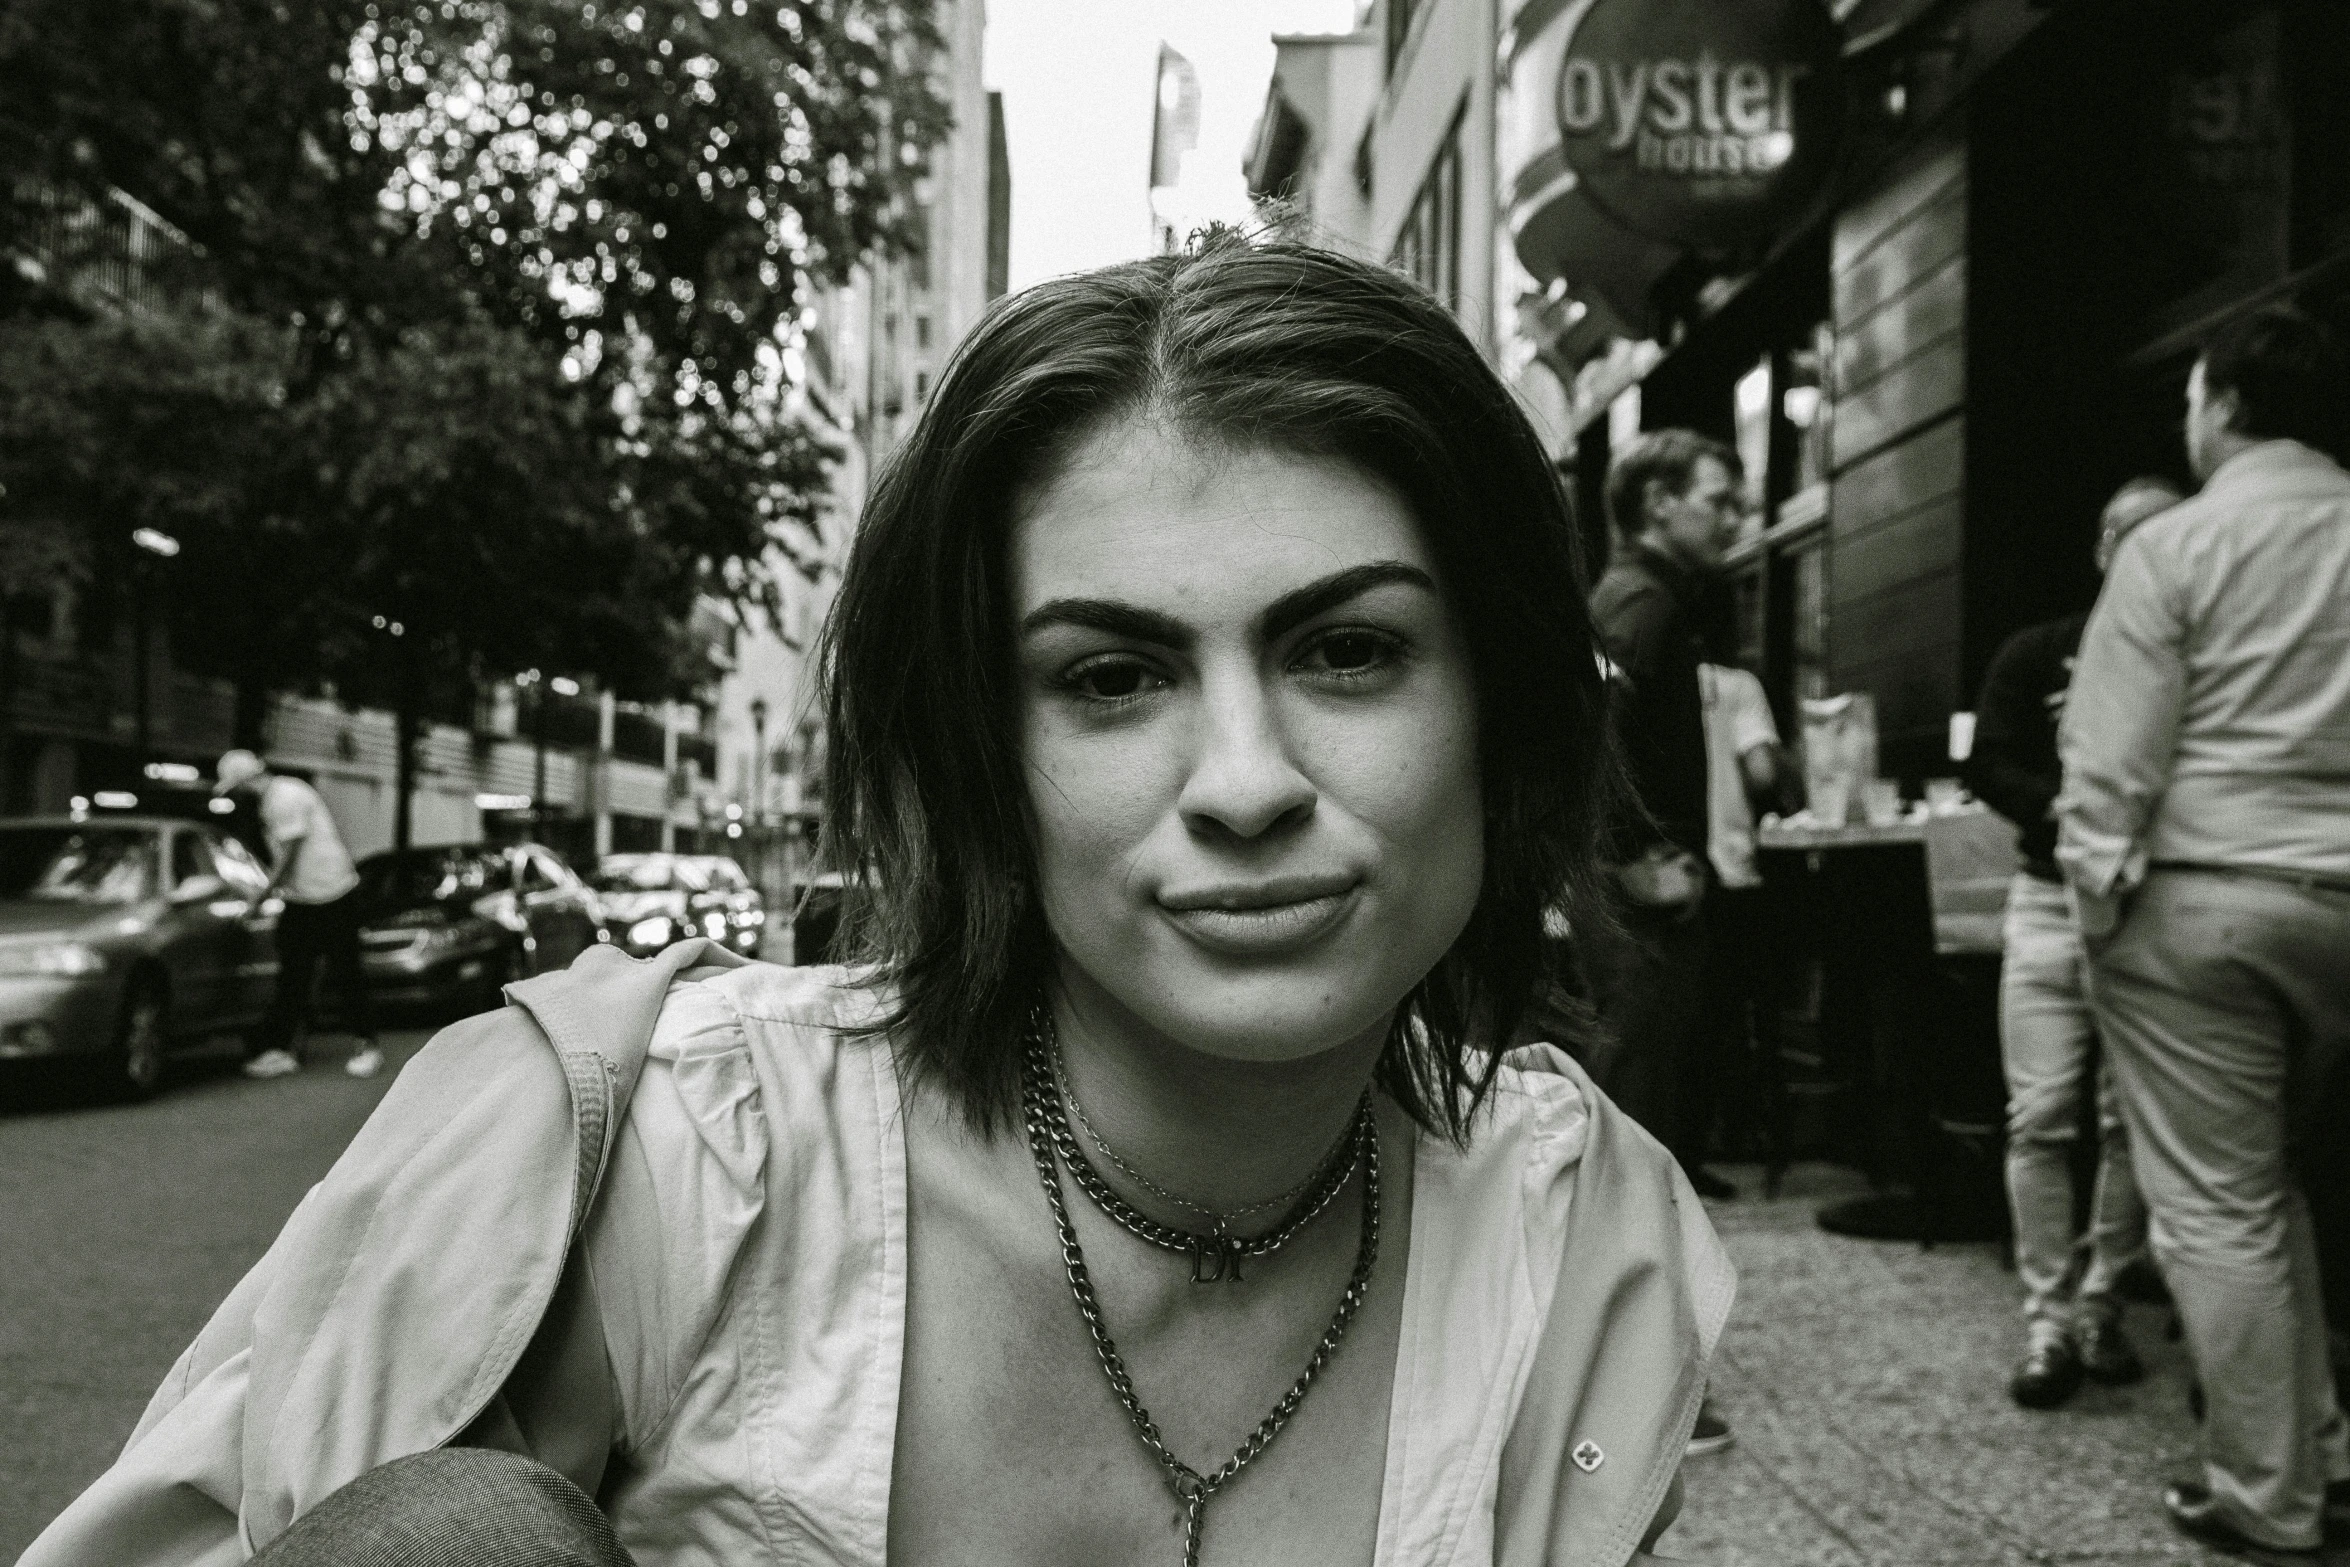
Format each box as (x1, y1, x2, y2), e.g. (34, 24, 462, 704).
(1, 0, 951, 840)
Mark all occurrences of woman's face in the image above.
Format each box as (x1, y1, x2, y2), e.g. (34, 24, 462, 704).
(1009, 420, 1484, 1065)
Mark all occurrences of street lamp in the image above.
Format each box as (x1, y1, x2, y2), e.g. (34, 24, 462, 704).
(747, 697, 769, 819)
(129, 528, 180, 777)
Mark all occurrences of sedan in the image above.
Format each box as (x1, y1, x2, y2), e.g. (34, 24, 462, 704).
(0, 815, 280, 1097)
(589, 852, 762, 958)
(356, 843, 608, 1017)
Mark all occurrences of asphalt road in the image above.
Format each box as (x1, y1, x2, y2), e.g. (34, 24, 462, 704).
(0, 1026, 436, 1561)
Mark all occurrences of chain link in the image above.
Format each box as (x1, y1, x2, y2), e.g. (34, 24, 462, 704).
(1033, 1026, 1370, 1282)
(1020, 1033, 1381, 1566)
(1052, 1036, 1346, 1228)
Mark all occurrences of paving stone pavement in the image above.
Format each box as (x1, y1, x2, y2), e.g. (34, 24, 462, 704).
(1663, 1162, 2346, 1567)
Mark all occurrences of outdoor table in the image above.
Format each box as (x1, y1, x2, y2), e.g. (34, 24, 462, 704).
(1754, 806, 2018, 1242)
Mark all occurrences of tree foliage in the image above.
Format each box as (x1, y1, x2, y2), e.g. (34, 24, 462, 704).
(0, 0, 948, 740)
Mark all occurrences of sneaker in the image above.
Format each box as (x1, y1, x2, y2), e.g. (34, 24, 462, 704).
(2075, 1317, 2145, 1386)
(1686, 1400, 1735, 1458)
(242, 1048, 302, 1080)
(2009, 1335, 2084, 1409)
(344, 1044, 385, 1079)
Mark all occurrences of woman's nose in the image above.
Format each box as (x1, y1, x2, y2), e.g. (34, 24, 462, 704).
(1175, 677, 1316, 841)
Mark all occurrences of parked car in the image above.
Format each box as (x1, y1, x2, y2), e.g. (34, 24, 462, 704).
(589, 852, 764, 958)
(355, 843, 607, 1016)
(0, 814, 279, 1097)
(683, 855, 766, 955)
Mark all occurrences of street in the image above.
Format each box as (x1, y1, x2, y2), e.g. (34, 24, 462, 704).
(0, 1027, 430, 1561)
(4, 1022, 2323, 1566)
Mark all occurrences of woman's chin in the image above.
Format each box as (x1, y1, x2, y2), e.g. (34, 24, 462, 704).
(1126, 978, 1398, 1067)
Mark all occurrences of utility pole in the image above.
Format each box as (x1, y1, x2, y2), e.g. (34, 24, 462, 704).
(129, 528, 180, 780)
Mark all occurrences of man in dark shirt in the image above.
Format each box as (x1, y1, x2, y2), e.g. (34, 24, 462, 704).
(1967, 475, 2180, 1409)
(1585, 431, 1745, 1200)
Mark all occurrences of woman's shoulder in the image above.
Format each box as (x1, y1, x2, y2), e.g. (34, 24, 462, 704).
(701, 959, 895, 1030)
(628, 961, 897, 1155)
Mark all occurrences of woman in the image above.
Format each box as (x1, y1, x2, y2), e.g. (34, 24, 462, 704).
(27, 235, 1731, 1567)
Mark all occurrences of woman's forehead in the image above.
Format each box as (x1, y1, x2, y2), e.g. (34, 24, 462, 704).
(1007, 423, 1434, 615)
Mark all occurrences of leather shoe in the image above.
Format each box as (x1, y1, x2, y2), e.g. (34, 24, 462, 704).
(2161, 1481, 2321, 1557)
(2008, 1338, 2083, 1409)
(2075, 1318, 2145, 1386)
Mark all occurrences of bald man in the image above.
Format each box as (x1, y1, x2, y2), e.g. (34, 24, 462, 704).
(1967, 476, 2182, 1409)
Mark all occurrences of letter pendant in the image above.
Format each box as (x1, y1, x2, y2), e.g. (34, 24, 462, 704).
(1190, 1227, 1246, 1284)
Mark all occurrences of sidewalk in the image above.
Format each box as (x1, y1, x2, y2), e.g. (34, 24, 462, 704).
(1665, 1162, 2345, 1566)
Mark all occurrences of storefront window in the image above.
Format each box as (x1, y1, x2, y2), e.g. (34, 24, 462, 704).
(1734, 356, 1772, 532)
(2129, 6, 2291, 343)
(1783, 322, 1833, 499)
(1789, 536, 1829, 704)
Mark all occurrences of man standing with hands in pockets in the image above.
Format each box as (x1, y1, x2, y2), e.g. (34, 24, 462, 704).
(2058, 308, 2350, 1556)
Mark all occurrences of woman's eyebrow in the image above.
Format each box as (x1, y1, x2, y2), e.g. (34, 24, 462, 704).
(1018, 559, 1435, 648)
(1259, 559, 1435, 640)
(1019, 598, 1195, 648)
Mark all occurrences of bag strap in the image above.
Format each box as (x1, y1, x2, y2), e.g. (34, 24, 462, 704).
(458, 938, 755, 1497)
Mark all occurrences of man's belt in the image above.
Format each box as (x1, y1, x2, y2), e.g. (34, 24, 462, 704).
(2148, 860, 2350, 897)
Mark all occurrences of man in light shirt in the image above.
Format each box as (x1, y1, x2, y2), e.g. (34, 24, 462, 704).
(216, 750, 382, 1079)
(2056, 308, 2350, 1555)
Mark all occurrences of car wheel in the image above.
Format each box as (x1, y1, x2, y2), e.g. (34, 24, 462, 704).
(112, 975, 169, 1102)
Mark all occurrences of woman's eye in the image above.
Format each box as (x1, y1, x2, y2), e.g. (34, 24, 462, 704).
(1299, 629, 1401, 678)
(1060, 656, 1163, 705)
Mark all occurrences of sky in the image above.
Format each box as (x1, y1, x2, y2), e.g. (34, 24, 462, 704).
(983, 0, 1364, 292)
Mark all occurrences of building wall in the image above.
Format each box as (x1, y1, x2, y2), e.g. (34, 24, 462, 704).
(1367, 0, 1499, 352)
(1824, 133, 1968, 778)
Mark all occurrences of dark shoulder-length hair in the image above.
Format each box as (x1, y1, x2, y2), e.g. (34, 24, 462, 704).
(817, 231, 1617, 1140)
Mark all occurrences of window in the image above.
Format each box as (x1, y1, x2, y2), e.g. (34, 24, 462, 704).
(212, 835, 270, 896)
(170, 831, 216, 890)
(1390, 108, 1464, 311)
(915, 315, 932, 350)
(517, 852, 560, 894)
(915, 369, 931, 402)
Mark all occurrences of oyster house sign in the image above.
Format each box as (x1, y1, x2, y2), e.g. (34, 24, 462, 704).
(1555, 0, 1843, 252)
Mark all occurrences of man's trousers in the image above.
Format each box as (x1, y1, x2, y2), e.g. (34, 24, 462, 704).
(2091, 868, 2350, 1549)
(2001, 873, 2146, 1342)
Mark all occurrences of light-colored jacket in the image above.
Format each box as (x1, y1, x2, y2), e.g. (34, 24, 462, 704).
(24, 941, 1732, 1567)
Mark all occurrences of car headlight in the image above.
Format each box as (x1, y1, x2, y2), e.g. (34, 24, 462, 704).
(419, 923, 479, 952)
(627, 916, 674, 948)
(0, 941, 106, 978)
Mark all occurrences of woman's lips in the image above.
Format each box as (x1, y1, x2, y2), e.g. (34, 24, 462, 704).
(1159, 887, 1358, 957)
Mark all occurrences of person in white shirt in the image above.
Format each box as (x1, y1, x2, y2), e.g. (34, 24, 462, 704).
(1696, 661, 1783, 1181)
(216, 749, 381, 1079)
(1698, 661, 1781, 896)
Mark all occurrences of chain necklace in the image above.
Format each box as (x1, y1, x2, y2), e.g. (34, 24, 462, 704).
(1028, 1029, 1370, 1284)
(1020, 1039, 1381, 1567)
(1048, 1030, 1364, 1277)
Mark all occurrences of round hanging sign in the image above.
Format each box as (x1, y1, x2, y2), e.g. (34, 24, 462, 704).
(1555, 0, 1845, 253)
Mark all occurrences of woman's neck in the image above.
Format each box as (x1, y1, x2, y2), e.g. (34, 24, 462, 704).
(1047, 971, 1387, 1224)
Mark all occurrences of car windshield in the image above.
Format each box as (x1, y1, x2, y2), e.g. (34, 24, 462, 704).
(591, 857, 706, 893)
(695, 858, 750, 891)
(357, 848, 503, 907)
(0, 826, 160, 904)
